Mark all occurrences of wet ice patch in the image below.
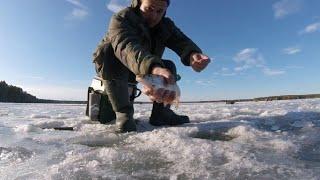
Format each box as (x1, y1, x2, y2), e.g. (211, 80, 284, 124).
(298, 142, 320, 164)
(0, 111, 9, 117)
(48, 146, 173, 179)
(291, 120, 314, 128)
(110, 149, 173, 177)
(70, 132, 126, 147)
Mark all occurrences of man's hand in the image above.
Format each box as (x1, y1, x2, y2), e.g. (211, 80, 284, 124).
(142, 66, 176, 103)
(151, 66, 175, 84)
(190, 53, 211, 72)
(146, 87, 176, 104)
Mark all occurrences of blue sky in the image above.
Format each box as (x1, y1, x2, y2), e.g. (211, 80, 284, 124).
(0, 0, 319, 101)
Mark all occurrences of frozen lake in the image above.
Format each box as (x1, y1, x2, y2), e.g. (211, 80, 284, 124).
(0, 99, 320, 179)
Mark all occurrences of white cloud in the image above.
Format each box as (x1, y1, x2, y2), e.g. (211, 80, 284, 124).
(221, 67, 229, 71)
(27, 76, 44, 80)
(72, 8, 88, 19)
(273, 0, 302, 19)
(213, 68, 236, 77)
(285, 65, 304, 69)
(221, 72, 236, 76)
(195, 80, 214, 86)
(283, 46, 301, 55)
(262, 67, 286, 76)
(234, 65, 250, 72)
(65, 0, 88, 21)
(232, 48, 286, 76)
(107, 0, 130, 13)
(66, 0, 86, 9)
(300, 22, 320, 34)
(233, 48, 264, 71)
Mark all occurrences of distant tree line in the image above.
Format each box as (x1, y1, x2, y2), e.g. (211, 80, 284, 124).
(0, 81, 38, 103)
(0, 81, 86, 104)
(253, 94, 320, 102)
(1, 80, 319, 104)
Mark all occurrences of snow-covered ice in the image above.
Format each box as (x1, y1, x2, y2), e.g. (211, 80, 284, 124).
(0, 99, 320, 179)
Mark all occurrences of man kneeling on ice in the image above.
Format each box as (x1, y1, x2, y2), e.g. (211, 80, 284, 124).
(91, 0, 210, 132)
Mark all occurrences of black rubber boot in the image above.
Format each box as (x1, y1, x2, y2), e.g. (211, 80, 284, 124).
(98, 94, 116, 124)
(149, 102, 190, 126)
(104, 79, 137, 133)
(115, 110, 136, 133)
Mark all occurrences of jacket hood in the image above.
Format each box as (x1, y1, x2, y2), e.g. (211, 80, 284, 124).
(131, 0, 170, 9)
(131, 0, 140, 8)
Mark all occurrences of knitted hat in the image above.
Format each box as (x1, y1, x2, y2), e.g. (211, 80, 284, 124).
(131, 0, 170, 8)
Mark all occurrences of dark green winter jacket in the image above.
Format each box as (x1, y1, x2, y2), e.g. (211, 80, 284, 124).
(93, 2, 202, 80)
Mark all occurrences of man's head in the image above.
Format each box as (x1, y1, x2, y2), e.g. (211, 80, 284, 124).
(138, 0, 169, 27)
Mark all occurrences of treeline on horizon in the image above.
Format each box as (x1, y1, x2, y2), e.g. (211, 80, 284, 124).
(0, 81, 38, 103)
(0, 81, 85, 104)
(1, 80, 319, 104)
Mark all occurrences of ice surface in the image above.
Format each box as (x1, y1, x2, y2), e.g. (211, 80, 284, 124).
(0, 99, 320, 179)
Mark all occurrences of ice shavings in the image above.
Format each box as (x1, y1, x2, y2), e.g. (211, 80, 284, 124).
(0, 99, 320, 179)
(0, 146, 34, 163)
(267, 139, 297, 152)
(14, 124, 42, 133)
(70, 132, 124, 147)
(226, 125, 259, 141)
(33, 120, 65, 129)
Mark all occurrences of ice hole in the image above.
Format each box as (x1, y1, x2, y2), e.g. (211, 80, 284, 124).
(191, 130, 236, 141)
